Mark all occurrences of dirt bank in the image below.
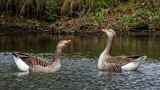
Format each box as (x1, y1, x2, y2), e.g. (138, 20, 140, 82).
(0, 17, 160, 36)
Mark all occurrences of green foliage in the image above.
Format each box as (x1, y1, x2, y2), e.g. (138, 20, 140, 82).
(93, 0, 121, 11)
(119, 14, 132, 31)
(89, 9, 105, 25)
(45, 0, 59, 21)
(117, 14, 140, 31)
(93, 0, 107, 10)
(119, 1, 134, 12)
(134, 7, 160, 30)
(132, 18, 139, 27)
(148, 11, 160, 30)
(136, 8, 148, 23)
(18, 15, 24, 22)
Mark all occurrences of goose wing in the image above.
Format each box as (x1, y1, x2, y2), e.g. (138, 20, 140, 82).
(104, 56, 140, 71)
(12, 53, 50, 67)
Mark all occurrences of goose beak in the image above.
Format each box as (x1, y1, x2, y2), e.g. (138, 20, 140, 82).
(102, 29, 107, 32)
(65, 40, 71, 44)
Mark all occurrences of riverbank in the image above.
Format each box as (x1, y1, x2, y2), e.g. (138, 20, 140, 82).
(0, 0, 159, 36)
(0, 16, 160, 36)
(1, 23, 160, 36)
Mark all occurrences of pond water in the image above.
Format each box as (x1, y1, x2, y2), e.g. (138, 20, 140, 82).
(0, 34, 160, 89)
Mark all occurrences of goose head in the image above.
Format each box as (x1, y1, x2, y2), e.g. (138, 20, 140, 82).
(57, 40, 71, 49)
(102, 29, 116, 37)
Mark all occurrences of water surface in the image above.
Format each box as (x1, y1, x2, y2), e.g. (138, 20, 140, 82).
(0, 34, 160, 89)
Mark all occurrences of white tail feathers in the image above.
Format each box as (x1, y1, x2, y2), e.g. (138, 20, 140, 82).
(12, 55, 29, 71)
(133, 56, 147, 63)
(122, 56, 147, 71)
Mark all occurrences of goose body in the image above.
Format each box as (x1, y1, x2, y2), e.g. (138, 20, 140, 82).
(12, 40, 71, 73)
(98, 29, 146, 71)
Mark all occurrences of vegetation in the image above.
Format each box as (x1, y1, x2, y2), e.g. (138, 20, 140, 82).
(116, 0, 160, 31)
(0, 0, 160, 33)
(45, 0, 59, 21)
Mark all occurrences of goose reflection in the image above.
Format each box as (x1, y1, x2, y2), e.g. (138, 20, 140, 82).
(98, 70, 142, 76)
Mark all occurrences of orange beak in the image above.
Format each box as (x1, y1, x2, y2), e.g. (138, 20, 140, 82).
(102, 29, 107, 32)
(65, 40, 71, 44)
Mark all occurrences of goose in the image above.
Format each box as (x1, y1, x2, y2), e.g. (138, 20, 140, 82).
(98, 29, 146, 71)
(12, 40, 71, 73)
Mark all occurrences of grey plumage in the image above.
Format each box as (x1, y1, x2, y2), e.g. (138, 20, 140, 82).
(12, 40, 71, 73)
(98, 29, 146, 71)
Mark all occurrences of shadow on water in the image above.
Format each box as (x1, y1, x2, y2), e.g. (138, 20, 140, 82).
(0, 34, 160, 89)
(98, 70, 142, 77)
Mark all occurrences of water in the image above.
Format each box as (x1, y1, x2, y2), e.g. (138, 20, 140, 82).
(0, 34, 160, 89)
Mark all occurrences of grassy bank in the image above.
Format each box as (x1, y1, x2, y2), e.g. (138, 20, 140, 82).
(0, 0, 160, 33)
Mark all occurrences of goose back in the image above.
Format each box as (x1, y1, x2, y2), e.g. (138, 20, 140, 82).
(12, 53, 49, 67)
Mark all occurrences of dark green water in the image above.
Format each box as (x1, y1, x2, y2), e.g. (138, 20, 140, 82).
(0, 34, 160, 89)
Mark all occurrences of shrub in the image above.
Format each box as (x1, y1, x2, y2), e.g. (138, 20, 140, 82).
(45, 0, 60, 21)
(89, 8, 105, 27)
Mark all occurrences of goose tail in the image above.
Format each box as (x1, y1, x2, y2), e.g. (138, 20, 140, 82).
(12, 53, 29, 72)
(12, 53, 17, 58)
(134, 56, 147, 63)
(122, 56, 147, 71)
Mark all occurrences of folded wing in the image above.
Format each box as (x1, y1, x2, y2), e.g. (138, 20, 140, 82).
(12, 53, 49, 67)
(104, 56, 140, 71)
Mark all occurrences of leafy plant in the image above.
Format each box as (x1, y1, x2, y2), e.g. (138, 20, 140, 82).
(148, 11, 160, 30)
(121, 14, 132, 30)
(89, 9, 105, 26)
(119, 1, 134, 12)
(18, 15, 24, 22)
(45, 0, 59, 21)
(94, 0, 107, 10)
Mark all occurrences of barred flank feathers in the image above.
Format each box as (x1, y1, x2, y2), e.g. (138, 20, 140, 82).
(13, 53, 49, 67)
(104, 62, 121, 71)
(103, 56, 140, 71)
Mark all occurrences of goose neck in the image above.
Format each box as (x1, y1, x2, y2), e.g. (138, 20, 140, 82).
(50, 47, 63, 65)
(104, 35, 115, 55)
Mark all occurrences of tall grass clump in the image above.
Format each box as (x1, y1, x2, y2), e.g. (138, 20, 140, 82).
(60, 0, 123, 17)
(20, 0, 47, 18)
(0, 0, 47, 17)
(61, 0, 92, 17)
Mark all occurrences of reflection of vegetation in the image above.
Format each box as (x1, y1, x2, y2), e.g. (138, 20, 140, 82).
(0, 34, 160, 59)
(0, 0, 159, 31)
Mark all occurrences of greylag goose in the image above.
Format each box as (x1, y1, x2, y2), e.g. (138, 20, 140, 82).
(12, 40, 71, 73)
(98, 29, 146, 71)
